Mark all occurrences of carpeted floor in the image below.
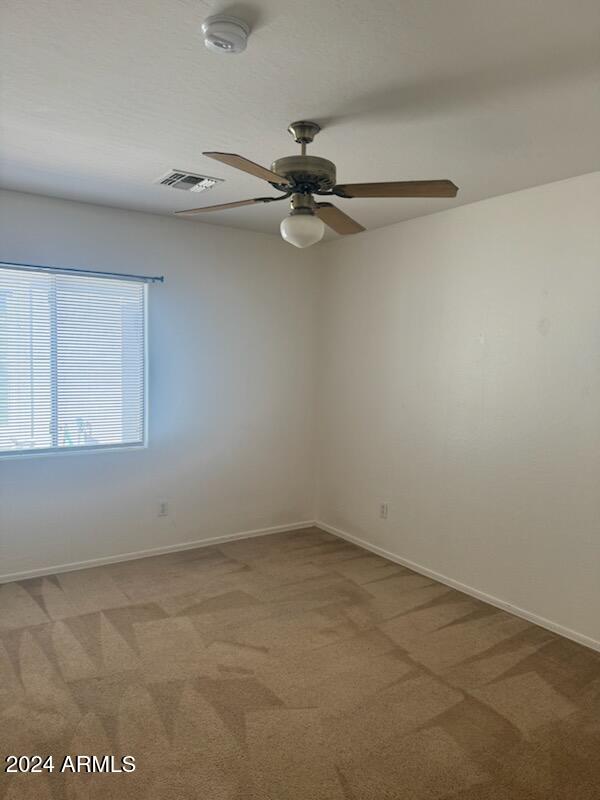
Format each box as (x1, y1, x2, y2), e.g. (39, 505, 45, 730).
(1, 526, 599, 799)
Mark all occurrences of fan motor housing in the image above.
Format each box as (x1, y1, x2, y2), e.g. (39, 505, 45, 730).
(270, 155, 336, 192)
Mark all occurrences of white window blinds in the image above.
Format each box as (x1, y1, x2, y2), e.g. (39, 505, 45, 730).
(0, 265, 147, 456)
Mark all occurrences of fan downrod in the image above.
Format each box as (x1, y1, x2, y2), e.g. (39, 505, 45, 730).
(269, 120, 333, 193)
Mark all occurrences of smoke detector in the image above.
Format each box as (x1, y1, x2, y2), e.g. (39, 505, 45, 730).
(201, 14, 250, 54)
(156, 170, 223, 192)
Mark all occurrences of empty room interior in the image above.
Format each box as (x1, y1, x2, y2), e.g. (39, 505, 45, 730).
(1, 1, 600, 798)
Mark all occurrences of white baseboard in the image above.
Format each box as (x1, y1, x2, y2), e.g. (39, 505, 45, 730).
(6, 517, 598, 654)
(0, 520, 316, 584)
(316, 520, 600, 654)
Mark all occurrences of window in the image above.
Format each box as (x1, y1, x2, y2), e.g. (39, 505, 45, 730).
(0, 265, 147, 456)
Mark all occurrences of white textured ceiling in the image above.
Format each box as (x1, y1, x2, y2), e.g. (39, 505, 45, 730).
(1, 0, 599, 236)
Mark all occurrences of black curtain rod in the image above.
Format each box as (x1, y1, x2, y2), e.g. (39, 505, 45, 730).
(0, 260, 164, 284)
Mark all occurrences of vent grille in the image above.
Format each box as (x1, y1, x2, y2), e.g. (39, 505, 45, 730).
(156, 170, 223, 192)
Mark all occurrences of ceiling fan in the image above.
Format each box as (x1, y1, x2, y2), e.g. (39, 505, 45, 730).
(175, 121, 459, 248)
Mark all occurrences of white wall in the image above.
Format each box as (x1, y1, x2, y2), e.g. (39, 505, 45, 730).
(317, 171, 600, 647)
(2, 174, 599, 649)
(0, 190, 318, 578)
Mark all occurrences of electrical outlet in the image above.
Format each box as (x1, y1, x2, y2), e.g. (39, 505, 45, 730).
(379, 502, 389, 520)
(158, 501, 169, 517)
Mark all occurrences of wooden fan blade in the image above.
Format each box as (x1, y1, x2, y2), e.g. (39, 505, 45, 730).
(316, 203, 365, 234)
(203, 152, 290, 185)
(335, 180, 458, 198)
(174, 198, 265, 216)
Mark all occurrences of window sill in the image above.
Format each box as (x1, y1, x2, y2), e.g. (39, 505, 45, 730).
(0, 442, 148, 461)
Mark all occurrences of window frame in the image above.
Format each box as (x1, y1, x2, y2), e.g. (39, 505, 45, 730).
(0, 272, 149, 460)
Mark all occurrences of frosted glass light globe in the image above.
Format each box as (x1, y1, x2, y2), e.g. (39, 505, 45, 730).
(280, 213, 325, 248)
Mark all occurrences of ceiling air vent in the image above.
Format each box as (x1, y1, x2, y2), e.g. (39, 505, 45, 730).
(156, 170, 223, 192)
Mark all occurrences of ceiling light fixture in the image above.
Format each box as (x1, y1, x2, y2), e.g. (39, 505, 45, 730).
(201, 15, 250, 55)
(280, 194, 325, 248)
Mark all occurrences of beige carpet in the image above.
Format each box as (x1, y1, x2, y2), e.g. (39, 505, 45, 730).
(1, 526, 599, 799)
